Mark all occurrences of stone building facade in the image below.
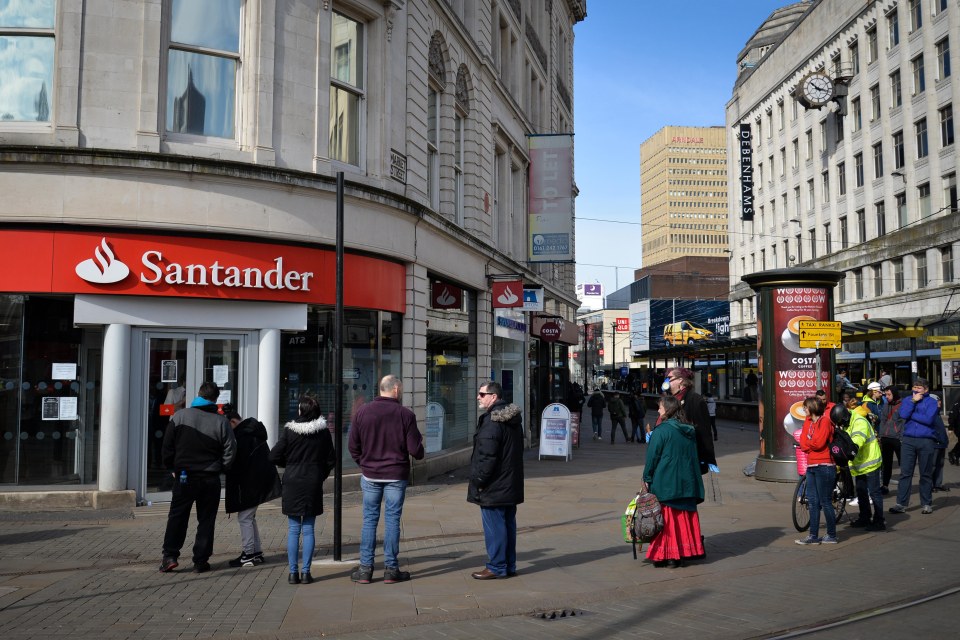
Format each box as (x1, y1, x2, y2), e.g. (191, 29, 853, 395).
(0, 0, 586, 505)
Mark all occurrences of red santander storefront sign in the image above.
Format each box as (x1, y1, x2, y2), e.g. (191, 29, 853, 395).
(0, 229, 406, 313)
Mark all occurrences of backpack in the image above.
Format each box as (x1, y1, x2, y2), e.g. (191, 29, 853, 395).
(624, 491, 664, 559)
(829, 426, 859, 465)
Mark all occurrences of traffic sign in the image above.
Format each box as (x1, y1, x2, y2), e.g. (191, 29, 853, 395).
(798, 320, 842, 349)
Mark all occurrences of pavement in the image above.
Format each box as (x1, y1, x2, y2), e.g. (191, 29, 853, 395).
(1, 415, 959, 640)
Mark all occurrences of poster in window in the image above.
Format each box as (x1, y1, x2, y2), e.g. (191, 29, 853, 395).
(161, 360, 178, 383)
(42, 397, 60, 421)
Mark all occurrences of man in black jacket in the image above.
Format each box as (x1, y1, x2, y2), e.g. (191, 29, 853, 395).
(468, 381, 524, 580)
(160, 381, 236, 573)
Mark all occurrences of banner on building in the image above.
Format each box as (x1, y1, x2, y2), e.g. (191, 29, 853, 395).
(528, 134, 574, 262)
(739, 123, 754, 221)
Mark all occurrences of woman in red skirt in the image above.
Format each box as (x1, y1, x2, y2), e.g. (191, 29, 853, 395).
(643, 395, 705, 567)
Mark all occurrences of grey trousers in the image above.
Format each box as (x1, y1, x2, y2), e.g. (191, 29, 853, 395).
(237, 506, 262, 555)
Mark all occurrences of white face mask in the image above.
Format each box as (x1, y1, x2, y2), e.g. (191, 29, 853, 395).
(661, 379, 671, 392)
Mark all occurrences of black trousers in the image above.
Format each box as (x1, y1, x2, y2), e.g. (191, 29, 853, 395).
(162, 473, 221, 564)
(879, 437, 901, 488)
(610, 416, 629, 442)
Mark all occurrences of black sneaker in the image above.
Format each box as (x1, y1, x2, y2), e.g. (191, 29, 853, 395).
(193, 561, 211, 573)
(383, 567, 410, 584)
(350, 565, 373, 584)
(229, 552, 264, 568)
(865, 521, 886, 531)
(159, 557, 179, 572)
(848, 519, 870, 528)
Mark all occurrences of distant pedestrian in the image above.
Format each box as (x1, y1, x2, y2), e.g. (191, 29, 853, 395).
(160, 382, 237, 573)
(607, 391, 629, 444)
(835, 369, 856, 392)
(348, 375, 425, 585)
(642, 395, 705, 567)
(878, 387, 904, 494)
(586, 389, 606, 441)
(223, 405, 282, 568)
(629, 391, 645, 443)
(469, 381, 524, 580)
(705, 393, 718, 441)
(890, 378, 940, 515)
(878, 368, 893, 389)
(930, 395, 950, 493)
(949, 396, 960, 466)
(796, 396, 838, 545)
(269, 395, 336, 585)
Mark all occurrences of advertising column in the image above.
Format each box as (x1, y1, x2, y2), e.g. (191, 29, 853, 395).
(742, 269, 843, 482)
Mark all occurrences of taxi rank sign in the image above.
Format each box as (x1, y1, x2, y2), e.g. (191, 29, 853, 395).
(739, 123, 754, 221)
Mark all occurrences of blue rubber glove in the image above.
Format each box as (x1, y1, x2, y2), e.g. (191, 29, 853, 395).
(708, 464, 720, 473)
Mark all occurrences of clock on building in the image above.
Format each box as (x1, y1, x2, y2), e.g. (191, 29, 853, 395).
(797, 72, 835, 108)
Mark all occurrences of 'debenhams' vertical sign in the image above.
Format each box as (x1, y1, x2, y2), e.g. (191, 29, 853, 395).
(739, 123, 754, 221)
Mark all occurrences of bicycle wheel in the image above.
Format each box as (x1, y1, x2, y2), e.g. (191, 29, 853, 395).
(832, 480, 848, 524)
(792, 476, 810, 532)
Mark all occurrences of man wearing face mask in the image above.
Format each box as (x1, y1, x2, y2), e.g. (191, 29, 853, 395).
(662, 368, 717, 476)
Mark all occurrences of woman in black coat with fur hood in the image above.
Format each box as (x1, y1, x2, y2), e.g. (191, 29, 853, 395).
(268, 395, 336, 585)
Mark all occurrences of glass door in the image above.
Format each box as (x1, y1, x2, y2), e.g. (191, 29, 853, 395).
(142, 332, 247, 501)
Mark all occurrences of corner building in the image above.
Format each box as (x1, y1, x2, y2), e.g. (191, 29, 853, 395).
(0, 0, 585, 506)
(727, 0, 960, 387)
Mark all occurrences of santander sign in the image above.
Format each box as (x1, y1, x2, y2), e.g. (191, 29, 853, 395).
(75, 237, 314, 292)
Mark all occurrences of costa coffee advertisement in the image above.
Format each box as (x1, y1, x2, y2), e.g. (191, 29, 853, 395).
(0, 229, 405, 312)
(772, 287, 832, 457)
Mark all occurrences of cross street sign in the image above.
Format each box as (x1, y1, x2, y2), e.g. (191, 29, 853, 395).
(798, 320, 842, 349)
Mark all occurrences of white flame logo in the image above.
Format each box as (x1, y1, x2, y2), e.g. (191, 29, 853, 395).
(75, 238, 130, 284)
(435, 287, 456, 306)
(497, 286, 519, 305)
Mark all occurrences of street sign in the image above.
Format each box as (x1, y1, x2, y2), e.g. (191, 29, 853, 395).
(798, 320, 842, 349)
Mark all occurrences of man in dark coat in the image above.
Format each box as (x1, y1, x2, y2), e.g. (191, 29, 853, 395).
(160, 381, 236, 573)
(468, 381, 524, 580)
(348, 375, 424, 584)
(665, 368, 717, 475)
(223, 405, 281, 568)
(586, 388, 606, 441)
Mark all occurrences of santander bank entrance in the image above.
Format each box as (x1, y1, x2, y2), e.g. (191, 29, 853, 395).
(0, 229, 405, 504)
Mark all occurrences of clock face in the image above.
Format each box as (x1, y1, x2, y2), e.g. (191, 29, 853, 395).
(801, 73, 834, 106)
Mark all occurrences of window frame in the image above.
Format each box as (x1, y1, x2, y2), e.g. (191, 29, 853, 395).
(937, 37, 951, 80)
(328, 10, 367, 167)
(0, 4, 56, 125)
(916, 117, 929, 158)
(163, 0, 244, 143)
(940, 104, 954, 147)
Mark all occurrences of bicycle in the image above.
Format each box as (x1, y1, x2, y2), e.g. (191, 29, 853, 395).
(791, 469, 849, 532)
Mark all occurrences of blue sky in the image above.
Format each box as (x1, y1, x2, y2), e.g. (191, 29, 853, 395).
(573, 1, 796, 296)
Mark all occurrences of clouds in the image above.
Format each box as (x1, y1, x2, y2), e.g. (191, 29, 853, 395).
(0, 0, 55, 28)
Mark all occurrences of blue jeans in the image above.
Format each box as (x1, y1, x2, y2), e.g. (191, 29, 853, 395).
(805, 465, 837, 539)
(480, 505, 517, 576)
(287, 515, 316, 574)
(360, 477, 408, 569)
(591, 415, 602, 437)
(854, 468, 883, 523)
(897, 436, 937, 507)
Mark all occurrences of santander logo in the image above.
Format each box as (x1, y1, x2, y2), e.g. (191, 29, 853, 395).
(75, 238, 131, 284)
(496, 286, 519, 306)
(436, 287, 456, 306)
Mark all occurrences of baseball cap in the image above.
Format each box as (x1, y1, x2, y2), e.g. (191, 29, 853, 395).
(867, 382, 882, 391)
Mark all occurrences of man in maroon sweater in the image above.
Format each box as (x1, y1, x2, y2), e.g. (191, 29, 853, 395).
(348, 375, 425, 584)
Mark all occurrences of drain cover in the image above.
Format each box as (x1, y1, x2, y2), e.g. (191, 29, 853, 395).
(531, 609, 589, 620)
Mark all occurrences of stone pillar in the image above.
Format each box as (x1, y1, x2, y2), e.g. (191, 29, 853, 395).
(258, 329, 281, 447)
(99, 323, 131, 492)
(742, 269, 844, 482)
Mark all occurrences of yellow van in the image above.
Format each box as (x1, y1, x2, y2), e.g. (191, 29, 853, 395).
(663, 321, 714, 346)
